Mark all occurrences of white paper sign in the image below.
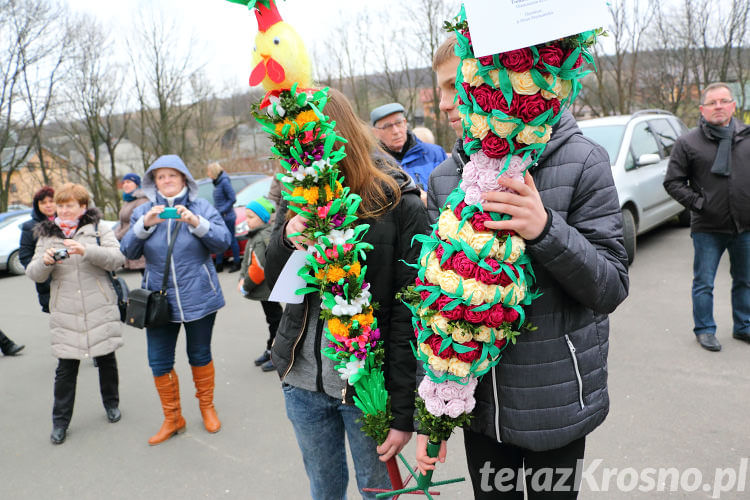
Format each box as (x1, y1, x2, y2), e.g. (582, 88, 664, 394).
(267, 250, 309, 304)
(463, 0, 609, 57)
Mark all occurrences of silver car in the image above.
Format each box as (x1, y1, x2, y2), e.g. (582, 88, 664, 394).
(578, 111, 690, 265)
(0, 212, 31, 275)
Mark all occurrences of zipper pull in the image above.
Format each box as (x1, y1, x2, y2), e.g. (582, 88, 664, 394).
(566, 338, 576, 352)
(341, 387, 347, 404)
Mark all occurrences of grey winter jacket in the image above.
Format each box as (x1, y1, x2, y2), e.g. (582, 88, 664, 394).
(426, 111, 629, 451)
(26, 209, 126, 359)
(663, 117, 750, 234)
(120, 155, 232, 323)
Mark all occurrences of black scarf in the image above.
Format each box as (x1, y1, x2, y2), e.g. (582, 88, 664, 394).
(703, 117, 735, 177)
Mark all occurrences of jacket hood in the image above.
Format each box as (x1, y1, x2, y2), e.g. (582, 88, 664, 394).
(142, 155, 199, 203)
(34, 208, 103, 239)
(536, 110, 581, 168)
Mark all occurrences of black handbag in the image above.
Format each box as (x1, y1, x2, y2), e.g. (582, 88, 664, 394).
(95, 224, 129, 322)
(125, 222, 181, 329)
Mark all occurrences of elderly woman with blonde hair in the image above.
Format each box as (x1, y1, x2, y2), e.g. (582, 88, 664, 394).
(26, 183, 126, 445)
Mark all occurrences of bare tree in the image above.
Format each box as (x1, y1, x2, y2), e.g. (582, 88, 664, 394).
(402, 0, 459, 148)
(59, 14, 129, 214)
(0, 0, 72, 210)
(128, 9, 207, 172)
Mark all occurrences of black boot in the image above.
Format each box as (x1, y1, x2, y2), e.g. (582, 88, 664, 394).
(228, 261, 241, 273)
(254, 350, 271, 366)
(0, 330, 24, 356)
(215, 261, 224, 273)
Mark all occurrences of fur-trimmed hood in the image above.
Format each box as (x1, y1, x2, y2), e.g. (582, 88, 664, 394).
(34, 208, 103, 239)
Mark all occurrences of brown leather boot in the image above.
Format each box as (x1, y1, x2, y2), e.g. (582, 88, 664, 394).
(148, 370, 187, 446)
(191, 361, 221, 433)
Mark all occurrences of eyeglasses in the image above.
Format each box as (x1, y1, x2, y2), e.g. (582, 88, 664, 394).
(374, 118, 407, 131)
(703, 99, 734, 108)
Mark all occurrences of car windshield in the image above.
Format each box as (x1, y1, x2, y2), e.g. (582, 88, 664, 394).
(579, 125, 625, 164)
(235, 177, 273, 207)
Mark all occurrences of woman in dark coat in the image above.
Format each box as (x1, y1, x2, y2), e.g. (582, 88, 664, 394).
(207, 163, 241, 273)
(19, 186, 56, 312)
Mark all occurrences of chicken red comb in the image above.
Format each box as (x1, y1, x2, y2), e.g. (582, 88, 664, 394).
(255, 0, 283, 32)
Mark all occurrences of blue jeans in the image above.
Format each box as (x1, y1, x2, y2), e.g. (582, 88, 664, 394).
(691, 232, 750, 336)
(282, 384, 391, 500)
(146, 313, 216, 376)
(215, 214, 240, 265)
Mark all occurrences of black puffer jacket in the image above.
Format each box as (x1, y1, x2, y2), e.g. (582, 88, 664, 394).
(19, 199, 52, 312)
(664, 117, 750, 234)
(426, 111, 629, 451)
(266, 166, 431, 432)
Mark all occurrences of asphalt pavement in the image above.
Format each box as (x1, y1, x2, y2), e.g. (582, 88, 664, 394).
(1, 222, 748, 499)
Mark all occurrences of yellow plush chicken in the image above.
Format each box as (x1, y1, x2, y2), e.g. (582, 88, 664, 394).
(227, 0, 313, 91)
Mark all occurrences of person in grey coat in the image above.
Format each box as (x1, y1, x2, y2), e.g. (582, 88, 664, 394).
(417, 36, 629, 499)
(120, 154, 231, 445)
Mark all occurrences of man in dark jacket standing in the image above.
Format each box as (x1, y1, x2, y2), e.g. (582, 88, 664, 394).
(370, 103, 447, 201)
(19, 186, 56, 312)
(664, 83, 750, 352)
(419, 36, 629, 498)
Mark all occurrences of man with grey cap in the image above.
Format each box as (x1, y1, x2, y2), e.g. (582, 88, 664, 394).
(370, 102, 447, 198)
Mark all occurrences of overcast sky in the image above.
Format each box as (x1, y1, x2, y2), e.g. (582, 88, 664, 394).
(66, 0, 401, 95)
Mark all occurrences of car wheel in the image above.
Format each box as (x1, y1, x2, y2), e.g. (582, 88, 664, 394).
(621, 209, 636, 266)
(8, 251, 25, 275)
(677, 209, 691, 227)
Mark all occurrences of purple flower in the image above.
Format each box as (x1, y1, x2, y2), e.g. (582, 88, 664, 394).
(369, 328, 381, 341)
(331, 214, 346, 227)
(331, 284, 344, 295)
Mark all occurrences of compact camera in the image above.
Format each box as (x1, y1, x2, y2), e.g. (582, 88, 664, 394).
(53, 248, 69, 261)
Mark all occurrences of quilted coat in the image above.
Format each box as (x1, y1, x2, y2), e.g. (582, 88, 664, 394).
(25, 209, 126, 359)
(426, 111, 630, 451)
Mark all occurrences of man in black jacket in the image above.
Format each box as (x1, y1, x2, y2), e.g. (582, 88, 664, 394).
(664, 82, 750, 352)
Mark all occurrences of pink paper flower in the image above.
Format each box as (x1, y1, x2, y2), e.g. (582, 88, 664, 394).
(436, 381, 462, 401)
(477, 168, 501, 192)
(445, 399, 467, 418)
(462, 161, 480, 184)
(418, 378, 439, 400)
(464, 184, 483, 205)
(424, 394, 447, 417)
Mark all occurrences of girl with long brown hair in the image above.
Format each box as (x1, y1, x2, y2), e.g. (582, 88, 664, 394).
(265, 88, 431, 499)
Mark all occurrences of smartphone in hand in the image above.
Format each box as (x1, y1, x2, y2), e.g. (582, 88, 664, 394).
(159, 207, 181, 219)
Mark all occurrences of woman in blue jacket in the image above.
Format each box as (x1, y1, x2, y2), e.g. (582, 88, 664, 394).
(207, 163, 241, 273)
(120, 155, 231, 445)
